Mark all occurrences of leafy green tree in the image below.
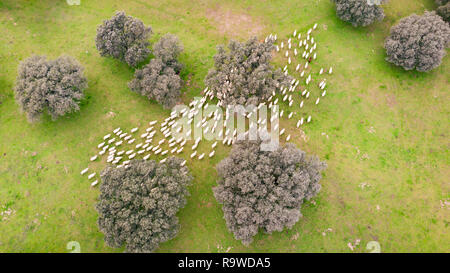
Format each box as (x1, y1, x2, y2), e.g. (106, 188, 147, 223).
(205, 37, 291, 106)
(96, 11, 152, 67)
(153, 33, 184, 74)
(332, 0, 386, 27)
(96, 158, 192, 253)
(14, 55, 87, 122)
(213, 138, 326, 245)
(128, 58, 183, 109)
(436, 2, 450, 22)
(129, 34, 184, 109)
(385, 11, 450, 72)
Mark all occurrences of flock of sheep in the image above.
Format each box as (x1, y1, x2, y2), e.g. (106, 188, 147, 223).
(80, 24, 334, 186)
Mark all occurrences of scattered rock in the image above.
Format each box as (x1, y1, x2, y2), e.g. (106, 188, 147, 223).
(106, 111, 116, 119)
(347, 242, 354, 251)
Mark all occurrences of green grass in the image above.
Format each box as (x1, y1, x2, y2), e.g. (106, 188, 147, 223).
(0, 0, 448, 253)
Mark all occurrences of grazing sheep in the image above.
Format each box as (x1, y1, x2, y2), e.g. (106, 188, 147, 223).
(81, 168, 89, 175)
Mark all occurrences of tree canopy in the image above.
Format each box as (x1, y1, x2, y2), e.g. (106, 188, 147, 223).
(436, 1, 450, 22)
(205, 37, 291, 106)
(129, 34, 184, 109)
(14, 55, 87, 122)
(96, 157, 192, 253)
(384, 11, 450, 72)
(95, 11, 152, 67)
(332, 0, 386, 27)
(153, 33, 184, 74)
(213, 138, 326, 245)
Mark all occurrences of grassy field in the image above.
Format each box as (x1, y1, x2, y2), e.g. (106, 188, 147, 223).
(0, 0, 448, 253)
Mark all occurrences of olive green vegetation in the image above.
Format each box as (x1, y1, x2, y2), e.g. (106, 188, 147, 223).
(0, 0, 448, 252)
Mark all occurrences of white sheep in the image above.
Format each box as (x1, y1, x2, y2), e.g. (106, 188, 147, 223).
(80, 168, 89, 175)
